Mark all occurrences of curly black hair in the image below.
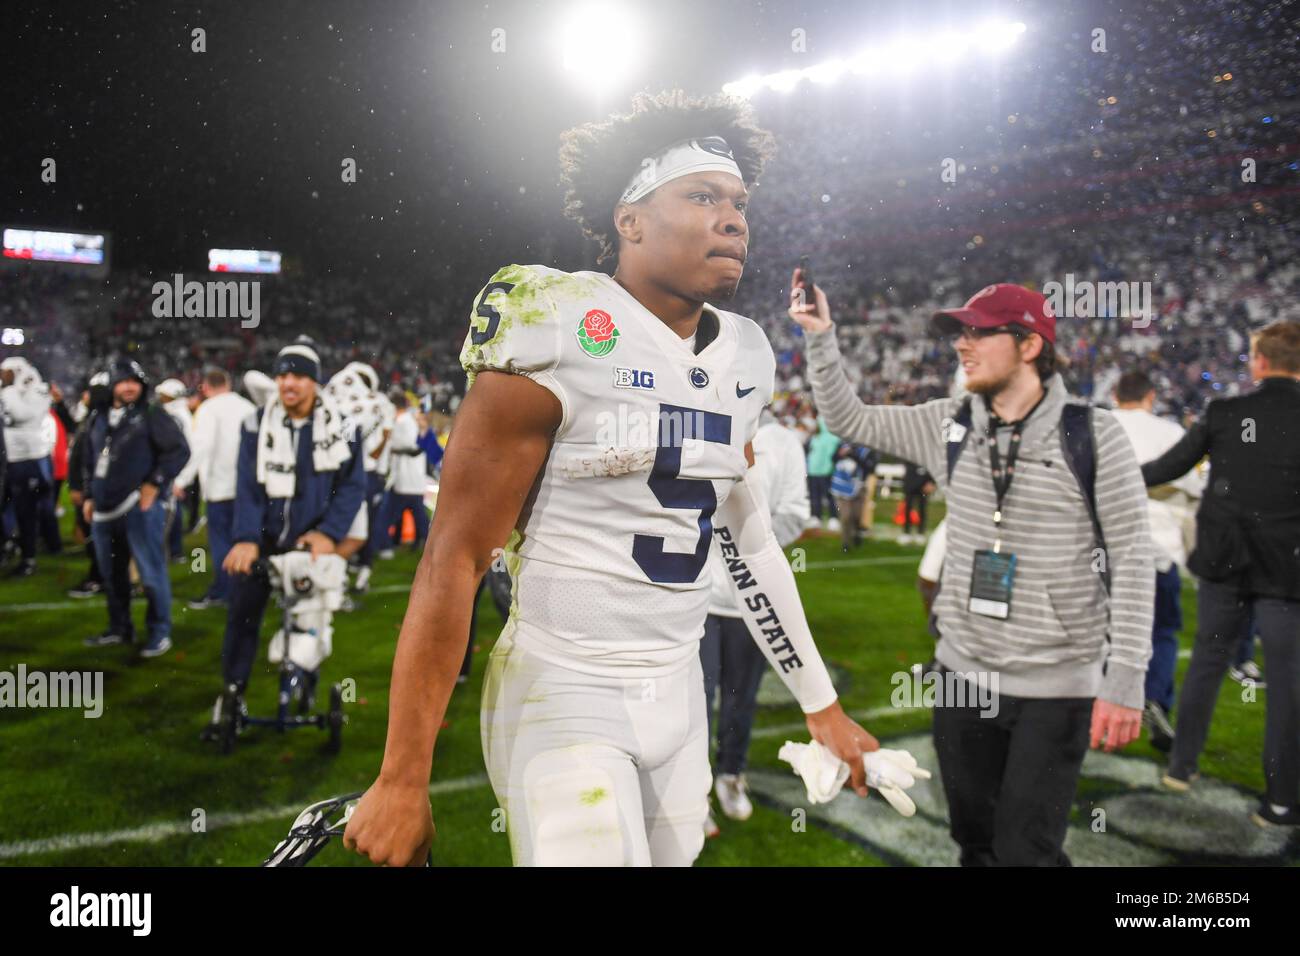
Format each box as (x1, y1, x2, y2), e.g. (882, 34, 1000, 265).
(558, 90, 776, 266)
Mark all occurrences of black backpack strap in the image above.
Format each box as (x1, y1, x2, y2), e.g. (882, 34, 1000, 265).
(1059, 404, 1109, 594)
(945, 398, 974, 482)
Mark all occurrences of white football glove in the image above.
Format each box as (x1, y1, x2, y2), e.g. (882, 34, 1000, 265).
(863, 749, 932, 817)
(779, 740, 932, 816)
(778, 740, 849, 804)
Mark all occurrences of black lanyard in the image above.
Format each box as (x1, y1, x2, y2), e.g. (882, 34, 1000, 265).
(985, 391, 1047, 551)
(986, 420, 1023, 551)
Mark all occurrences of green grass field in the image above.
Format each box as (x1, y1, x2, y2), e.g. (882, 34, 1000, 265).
(1, 496, 1292, 866)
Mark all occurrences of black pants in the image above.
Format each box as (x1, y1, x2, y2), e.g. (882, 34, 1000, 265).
(807, 475, 831, 521)
(932, 666, 1092, 866)
(5, 459, 51, 561)
(903, 492, 928, 533)
(1170, 578, 1300, 807)
(222, 561, 276, 687)
(700, 614, 767, 775)
(74, 499, 103, 584)
(40, 477, 63, 552)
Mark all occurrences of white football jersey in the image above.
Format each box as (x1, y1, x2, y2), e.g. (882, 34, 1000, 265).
(460, 264, 776, 678)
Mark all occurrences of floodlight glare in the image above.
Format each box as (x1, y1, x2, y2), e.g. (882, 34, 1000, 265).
(559, 4, 642, 82)
(722, 20, 1028, 97)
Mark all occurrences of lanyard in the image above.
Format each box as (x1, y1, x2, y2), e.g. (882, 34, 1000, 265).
(984, 390, 1049, 551)
(986, 418, 1024, 553)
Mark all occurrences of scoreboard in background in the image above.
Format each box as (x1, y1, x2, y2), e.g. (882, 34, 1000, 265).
(208, 248, 281, 274)
(2, 227, 110, 277)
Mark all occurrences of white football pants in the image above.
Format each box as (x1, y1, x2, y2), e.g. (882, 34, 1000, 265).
(481, 628, 711, 866)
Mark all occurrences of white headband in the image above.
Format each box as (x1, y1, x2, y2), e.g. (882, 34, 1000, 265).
(619, 136, 744, 205)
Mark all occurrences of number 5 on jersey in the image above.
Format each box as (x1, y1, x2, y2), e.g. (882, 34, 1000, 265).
(633, 403, 732, 584)
(471, 280, 515, 345)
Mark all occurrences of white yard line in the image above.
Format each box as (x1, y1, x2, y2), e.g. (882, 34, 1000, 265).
(0, 774, 489, 860)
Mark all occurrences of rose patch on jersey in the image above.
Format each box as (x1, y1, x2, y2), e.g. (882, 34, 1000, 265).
(577, 309, 620, 358)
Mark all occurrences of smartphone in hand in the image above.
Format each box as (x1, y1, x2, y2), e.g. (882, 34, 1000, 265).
(794, 256, 816, 311)
(798, 255, 815, 294)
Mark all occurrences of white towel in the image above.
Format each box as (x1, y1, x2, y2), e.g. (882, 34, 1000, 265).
(778, 740, 932, 816)
(256, 393, 353, 499)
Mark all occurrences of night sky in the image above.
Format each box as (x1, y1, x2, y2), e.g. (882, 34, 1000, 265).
(3, 0, 1140, 279)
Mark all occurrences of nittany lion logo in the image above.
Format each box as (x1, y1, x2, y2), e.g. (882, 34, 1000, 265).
(695, 136, 735, 160)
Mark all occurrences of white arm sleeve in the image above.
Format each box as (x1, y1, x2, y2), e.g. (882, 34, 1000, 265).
(714, 467, 838, 714)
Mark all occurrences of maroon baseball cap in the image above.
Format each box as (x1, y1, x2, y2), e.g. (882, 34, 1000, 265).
(931, 283, 1056, 345)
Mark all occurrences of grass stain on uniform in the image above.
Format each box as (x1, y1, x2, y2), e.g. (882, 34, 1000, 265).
(578, 787, 608, 806)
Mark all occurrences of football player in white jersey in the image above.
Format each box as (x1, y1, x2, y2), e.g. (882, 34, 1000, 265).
(325, 362, 392, 587)
(346, 91, 879, 866)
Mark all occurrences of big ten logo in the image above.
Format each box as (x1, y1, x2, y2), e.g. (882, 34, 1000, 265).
(340, 677, 357, 703)
(789, 547, 806, 573)
(191, 547, 207, 573)
(491, 807, 507, 832)
(613, 367, 655, 390)
(192, 808, 206, 833)
(490, 27, 506, 53)
(594, 405, 710, 465)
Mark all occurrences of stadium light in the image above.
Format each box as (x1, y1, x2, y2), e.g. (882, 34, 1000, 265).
(558, 3, 643, 85)
(722, 20, 1026, 98)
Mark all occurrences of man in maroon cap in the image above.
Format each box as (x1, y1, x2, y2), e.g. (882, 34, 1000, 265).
(792, 272, 1155, 866)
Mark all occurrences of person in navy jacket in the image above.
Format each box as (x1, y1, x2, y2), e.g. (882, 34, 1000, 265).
(81, 359, 191, 656)
(207, 341, 365, 726)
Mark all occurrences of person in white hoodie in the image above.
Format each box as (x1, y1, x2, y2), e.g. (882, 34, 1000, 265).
(1, 356, 54, 576)
(700, 409, 811, 831)
(380, 389, 430, 549)
(186, 368, 255, 609)
(324, 362, 392, 592)
(1111, 369, 1206, 752)
(156, 379, 198, 562)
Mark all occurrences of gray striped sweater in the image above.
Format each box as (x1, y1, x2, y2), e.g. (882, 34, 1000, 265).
(805, 327, 1155, 709)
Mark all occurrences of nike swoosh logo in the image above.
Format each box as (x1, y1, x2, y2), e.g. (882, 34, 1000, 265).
(736, 383, 756, 398)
